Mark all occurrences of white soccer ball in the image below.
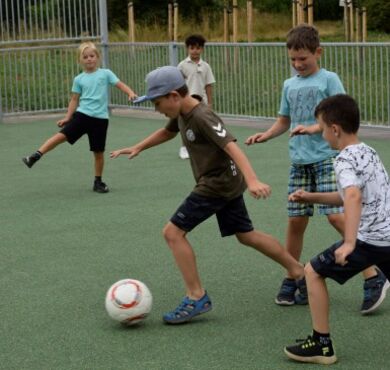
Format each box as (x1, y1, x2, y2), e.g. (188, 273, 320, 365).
(105, 279, 153, 325)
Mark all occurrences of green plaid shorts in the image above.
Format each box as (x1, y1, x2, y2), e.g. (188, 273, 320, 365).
(287, 157, 343, 217)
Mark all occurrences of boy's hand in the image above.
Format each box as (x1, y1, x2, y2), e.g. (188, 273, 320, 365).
(245, 132, 271, 145)
(110, 146, 140, 159)
(248, 180, 271, 200)
(128, 91, 138, 101)
(57, 118, 69, 127)
(288, 189, 310, 203)
(334, 242, 355, 266)
(290, 124, 310, 137)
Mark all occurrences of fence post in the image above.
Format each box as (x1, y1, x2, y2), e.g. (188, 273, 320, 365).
(344, 1, 350, 41)
(99, 0, 109, 68)
(307, 0, 313, 25)
(173, 2, 178, 42)
(128, 2, 135, 42)
(292, 0, 297, 27)
(168, 3, 173, 41)
(169, 42, 178, 66)
(247, 1, 253, 43)
(362, 7, 367, 42)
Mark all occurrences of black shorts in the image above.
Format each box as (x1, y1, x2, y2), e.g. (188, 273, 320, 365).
(60, 111, 109, 152)
(310, 239, 390, 284)
(170, 192, 254, 237)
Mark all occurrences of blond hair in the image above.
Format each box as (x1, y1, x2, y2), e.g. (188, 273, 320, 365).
(78, 42, 100, 63)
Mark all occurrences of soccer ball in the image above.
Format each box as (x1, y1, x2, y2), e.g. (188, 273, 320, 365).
(105, 279, 153, 325)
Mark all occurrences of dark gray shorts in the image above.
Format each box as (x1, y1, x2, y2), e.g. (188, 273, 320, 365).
(311, 239, 390, 284)
(170, 192, 254, 237)
(60, 111, 109, 152)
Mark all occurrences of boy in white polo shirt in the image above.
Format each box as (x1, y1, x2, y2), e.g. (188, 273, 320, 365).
(177, 34, 215, 159)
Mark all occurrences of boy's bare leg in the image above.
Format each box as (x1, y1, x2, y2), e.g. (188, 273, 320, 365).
(236, 230, 304, 279)
(38, 132, 67, 154)
(305, 263, 329, 333)
(93, 151, 104, 177)
(285, 216, 309, 278)
(163, 222, 204, 299)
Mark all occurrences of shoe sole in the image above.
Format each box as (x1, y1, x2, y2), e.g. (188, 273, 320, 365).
(275, 298, 295, 306)
(163, 305, 212, 325)
(93, 189, 109, 193)
(284, 348, 337, 365)
(22, 158, 33, 168)
(361, 279, 390, 315)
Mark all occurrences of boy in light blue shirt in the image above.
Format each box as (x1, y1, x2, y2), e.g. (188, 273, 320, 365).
(245, 24, 388, 313)
(22, 42, 137, 193)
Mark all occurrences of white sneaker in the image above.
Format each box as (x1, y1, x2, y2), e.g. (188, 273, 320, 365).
(179, 146, 189, 159)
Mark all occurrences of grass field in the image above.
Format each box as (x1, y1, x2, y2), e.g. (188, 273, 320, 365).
(1, 115, 390, 370)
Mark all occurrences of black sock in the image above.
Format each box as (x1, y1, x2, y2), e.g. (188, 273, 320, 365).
(312, 329, 331, 345)
(95, 176, 102, 182)
(32, 150, 42, 159)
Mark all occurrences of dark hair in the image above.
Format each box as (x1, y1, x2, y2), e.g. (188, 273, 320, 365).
(185, 34, 206, 48)
(286, 24, 320, 53)
(315, 94, 360, 133)
(162, 84, 189, 99)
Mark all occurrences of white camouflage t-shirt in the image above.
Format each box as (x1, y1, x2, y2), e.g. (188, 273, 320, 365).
(335, 143, 390, 246)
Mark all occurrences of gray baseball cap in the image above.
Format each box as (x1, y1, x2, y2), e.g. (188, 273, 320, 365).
(133, 66, 186, 104)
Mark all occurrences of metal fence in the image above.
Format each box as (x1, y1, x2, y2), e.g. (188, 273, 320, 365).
(0, 0, 101, 45)
(1, 42, 389, 126)
(0, 0, 389, 126)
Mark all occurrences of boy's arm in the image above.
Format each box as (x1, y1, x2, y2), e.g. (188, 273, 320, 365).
(224, 141, 271, 199)
(115, 81, 137, 101)
(288, 189, 343, 206)
(290, 123, 322, 137)
(245, 115, 290, 145)
(57, 93, 80, 127)
(110, 128, 177, 159)
(205, 84, 213, 107)
(334, 186, 362, 266)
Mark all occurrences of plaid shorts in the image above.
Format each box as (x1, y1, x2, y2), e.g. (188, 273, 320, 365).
(287, 157, 343, 217)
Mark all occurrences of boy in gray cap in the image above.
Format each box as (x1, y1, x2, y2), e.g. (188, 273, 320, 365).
(111, 66, 306, 324)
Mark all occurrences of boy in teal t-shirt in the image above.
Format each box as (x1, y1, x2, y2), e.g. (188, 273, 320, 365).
(22, 42, 137, 193)
(245, 24, 388, 313)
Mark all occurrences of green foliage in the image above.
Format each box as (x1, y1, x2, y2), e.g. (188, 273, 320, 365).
(362, 0, 390, 33)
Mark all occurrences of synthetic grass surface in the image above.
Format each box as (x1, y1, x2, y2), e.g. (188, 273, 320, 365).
(1, 115, 390, 370)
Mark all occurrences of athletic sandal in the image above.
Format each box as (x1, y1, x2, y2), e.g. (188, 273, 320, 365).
(163, 292, 212, 324)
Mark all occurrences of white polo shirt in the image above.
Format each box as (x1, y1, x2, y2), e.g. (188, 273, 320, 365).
(178, 57, 215, 104)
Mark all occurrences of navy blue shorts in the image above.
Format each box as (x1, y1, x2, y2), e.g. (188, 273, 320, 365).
(60, 111, 109, 152)
(170, 192, 254, 237)
(311, 239, 390, 284)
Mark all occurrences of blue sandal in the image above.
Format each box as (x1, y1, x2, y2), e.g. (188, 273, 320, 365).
(163, 292, 212, 324)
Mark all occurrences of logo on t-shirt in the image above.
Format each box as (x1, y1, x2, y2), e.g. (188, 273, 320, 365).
(213, 123, 226, 137)
(186, 129, 195, 141)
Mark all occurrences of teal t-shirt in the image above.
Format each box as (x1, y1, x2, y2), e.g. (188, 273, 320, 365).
(279, 68, 345, 164)
(72, 68, 120, 119)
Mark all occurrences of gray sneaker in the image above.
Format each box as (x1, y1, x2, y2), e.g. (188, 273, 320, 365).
(361, 268, 390, 315)
(275, 278, 297, 305)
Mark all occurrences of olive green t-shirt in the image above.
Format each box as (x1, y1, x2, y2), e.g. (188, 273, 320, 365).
(165, 103, 246, 199)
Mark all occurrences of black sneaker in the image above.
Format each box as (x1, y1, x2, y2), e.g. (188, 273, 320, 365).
(93, 181, 109, 193)
(22, 152, 41, 168)
(361, 268, 390, 315)
(284, 335, 337, 365)
(275, 278, 296, 305)
(295, 277, 308, 305)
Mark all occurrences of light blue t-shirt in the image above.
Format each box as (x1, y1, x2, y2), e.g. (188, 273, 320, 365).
(279, 68, 345, 164)
(72, 68, 120, 119)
